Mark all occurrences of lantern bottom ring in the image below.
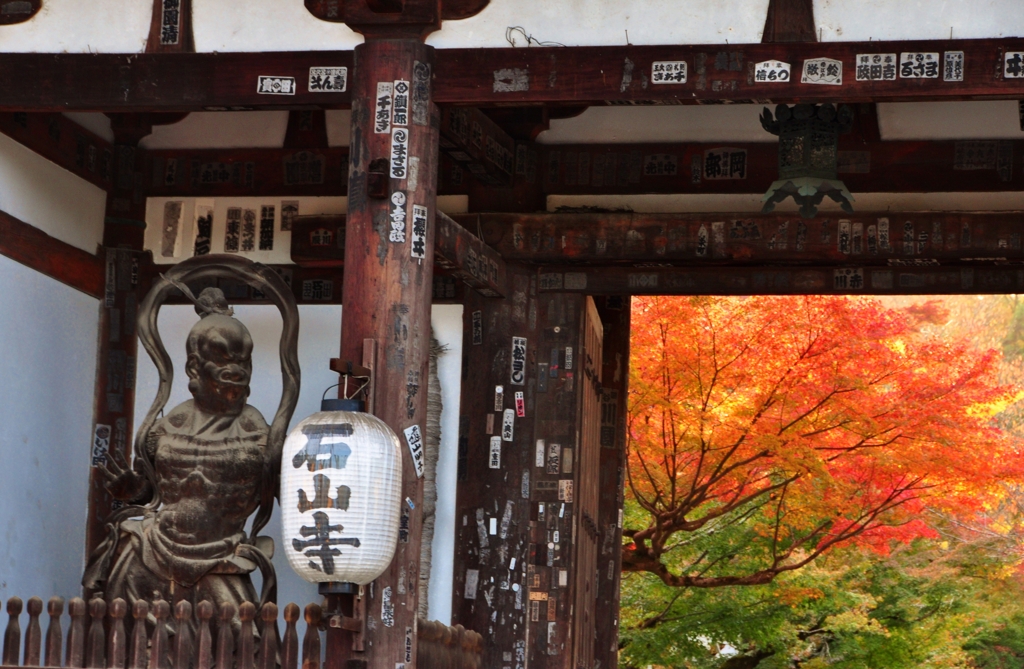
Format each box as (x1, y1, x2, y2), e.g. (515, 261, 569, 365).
(319, 581, 360, 595)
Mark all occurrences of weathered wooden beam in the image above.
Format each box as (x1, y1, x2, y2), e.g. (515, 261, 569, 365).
(1, 39, 1024, 111)
(289, 213, 505, 297)
(0, 52, 353, 112)
(435, 39, 1024, 105)
(145, 147, 350, 197)
(434, 211, 506, 297)
(534, 262, 1024, 295)
(0, 209, 104, 298)
(537, 137, 1024, 195)
(0, 113, 115, 191)
(465, 211, 1024, 265)
(439, 106, 516, 187)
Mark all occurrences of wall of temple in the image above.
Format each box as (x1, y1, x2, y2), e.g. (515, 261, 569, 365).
(0, 133, 105, 599)
(3, 0, 1023, 54)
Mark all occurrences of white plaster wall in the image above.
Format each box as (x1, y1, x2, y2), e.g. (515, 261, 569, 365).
(0, 255, 98, 600)
(1, 0, 1024, 53)
(192, 0, 363, 53)
(0, 0, 149, 52)
(429, 0, 770, 48)
(134, 304, 463, 616)
(427, 304, 462, 625)
(815, 0, 1024, 41)
(878, 101, 1024, 140)
(0, 132, 106, 254)
(141, 113, 291, 150)
(539, 105, 777, 145)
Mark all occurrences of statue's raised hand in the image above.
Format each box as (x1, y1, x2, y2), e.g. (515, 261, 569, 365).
(98, 447, 148, 502)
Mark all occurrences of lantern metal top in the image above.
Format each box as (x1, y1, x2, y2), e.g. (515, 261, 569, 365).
(760, 103, 855, 219)
(321, 397, 365, 412)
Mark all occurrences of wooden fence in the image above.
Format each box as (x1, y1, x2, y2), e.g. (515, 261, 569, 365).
(0, 597, 482, 669)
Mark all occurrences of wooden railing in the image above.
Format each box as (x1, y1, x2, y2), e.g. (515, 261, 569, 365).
(0, 597, 482, 669)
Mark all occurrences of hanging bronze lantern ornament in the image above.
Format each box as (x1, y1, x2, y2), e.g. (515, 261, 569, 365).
(760, 103, 855, 219)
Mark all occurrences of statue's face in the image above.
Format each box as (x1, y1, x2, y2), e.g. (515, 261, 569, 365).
(186, 315, 253, 414)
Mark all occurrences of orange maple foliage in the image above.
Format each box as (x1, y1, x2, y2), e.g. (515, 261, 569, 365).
(622, 295, 1024, 588)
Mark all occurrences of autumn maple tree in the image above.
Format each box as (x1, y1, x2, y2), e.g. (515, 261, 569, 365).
(622, 295, 1024, 591)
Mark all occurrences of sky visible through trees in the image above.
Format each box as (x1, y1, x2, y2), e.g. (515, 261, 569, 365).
(621, 295, 1024, 669)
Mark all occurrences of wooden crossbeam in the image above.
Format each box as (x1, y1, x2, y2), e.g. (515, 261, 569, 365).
(533, 262, 1024, 295)
(289, 213, 506, 297)
(536, 138, 1024, 196)
(0, 113, 115, 191)
(462, 211, 1024, 266)
(0, 209, 105, 298)
(0, 40, 1023, 111)
(145, 147, 350, 197)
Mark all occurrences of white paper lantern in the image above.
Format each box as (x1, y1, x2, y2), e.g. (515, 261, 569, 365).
(281, 398, 403, 586)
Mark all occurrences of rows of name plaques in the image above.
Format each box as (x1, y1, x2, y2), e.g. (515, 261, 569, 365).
(653, 50, 1024, 85)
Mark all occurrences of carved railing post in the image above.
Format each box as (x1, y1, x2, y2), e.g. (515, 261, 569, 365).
(23, 597, 42, 667)
(85, 599, 106, 669)
(108, 599, 127, 669)
(300, 605, 320, 669)
(43, 598, 63, 669)
(194, 602, 213, 669)
(128, 601, 149, 669)
(214, 604, 235, 669)
(281, 604, 299, 669)
(171, 602, 192, 669)
(237, 603, 255, 669)
(148, 600, 169, 669)
(4, 598, 23, 666)
(65, 599, 86, 669)
(257, 604, 277, 669)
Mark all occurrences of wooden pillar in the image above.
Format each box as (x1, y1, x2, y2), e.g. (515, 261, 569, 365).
(84, 119, 150, 560)
(593, 297, 630, 669)
(336, 39, 438, 669)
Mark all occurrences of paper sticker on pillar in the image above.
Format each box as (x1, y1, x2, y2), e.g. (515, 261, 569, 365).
(472, 311, 483, 345)
(374, 82, 394, 133)
(92, 423, 111, 466)
(801, 58, 842, 85)
(404, 424, 425, 478)
(391, 128, 410, 179)
(389, 192, 407, 243)
(257, 76, 296, 95)
(651, 61, 687, 84)
(944, 51, 964, 81)
(494, 385, 504, 411)
(754, 60, 791, 82)
(834, 268, 864, 291)
(502, 408, 515, 442)
(558, 480, 574, 503)
(392, 80, 410, 127)
(703, 148, 746, 180)
(855, 54, 897, 81)
(535, 439, 545, 468)
(489, 436, 502, 469)
(515, 391, 525, 418)
(410, 205, 427, 259)
(511, 337, 527, 386)
(308, 67, 347, 92)
(899, 53, 939, 78)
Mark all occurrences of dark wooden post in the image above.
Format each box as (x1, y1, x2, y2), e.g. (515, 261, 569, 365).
(593, 297, 630, 669)
(335, 36, 439, 669)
